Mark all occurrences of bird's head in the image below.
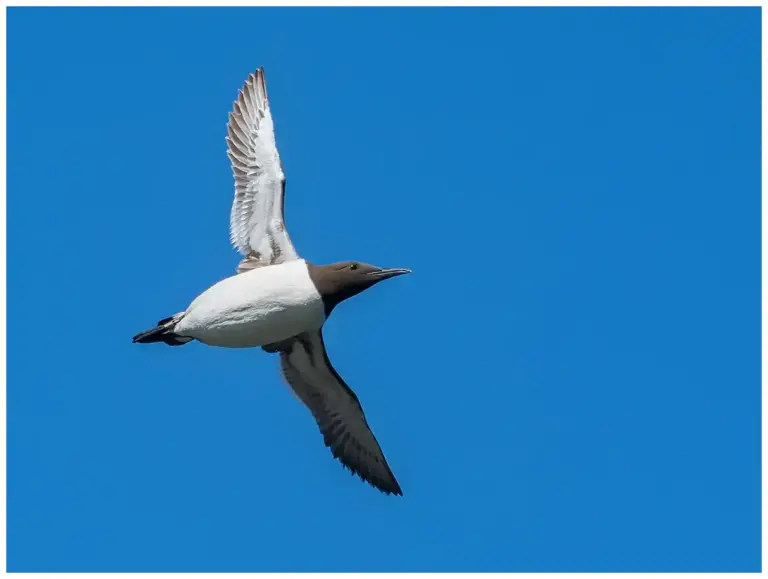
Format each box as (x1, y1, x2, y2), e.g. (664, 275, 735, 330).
(309, 261, 411, 314)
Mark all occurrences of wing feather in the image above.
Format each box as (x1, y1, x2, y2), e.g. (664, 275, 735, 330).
(276, 331, 403, 496)
(226, 68, 298, 273)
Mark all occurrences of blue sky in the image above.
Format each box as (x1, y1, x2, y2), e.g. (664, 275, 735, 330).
(7, 7, 760, 572)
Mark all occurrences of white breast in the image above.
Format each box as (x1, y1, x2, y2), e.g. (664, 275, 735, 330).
(176, 259, 325, 348)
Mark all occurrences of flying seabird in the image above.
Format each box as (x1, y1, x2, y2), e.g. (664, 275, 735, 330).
(133, 68, 409, 496)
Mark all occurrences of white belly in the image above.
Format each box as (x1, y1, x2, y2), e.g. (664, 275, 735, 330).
(175, 259, 325, 348)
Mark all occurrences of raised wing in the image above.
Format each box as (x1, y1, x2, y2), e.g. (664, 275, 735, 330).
(277, 331, 402, 496)
(226, 68, 298, 273)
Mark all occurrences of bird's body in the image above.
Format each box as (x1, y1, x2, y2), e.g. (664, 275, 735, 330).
(133, 68, 409, 496)
(176, 260, 325, 348)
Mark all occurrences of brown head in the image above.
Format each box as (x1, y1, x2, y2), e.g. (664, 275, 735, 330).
(307, 261, 411, 315)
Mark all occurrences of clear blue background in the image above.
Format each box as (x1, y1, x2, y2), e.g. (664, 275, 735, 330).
(8, 7, 760, 572)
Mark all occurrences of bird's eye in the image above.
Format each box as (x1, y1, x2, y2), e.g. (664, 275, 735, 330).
(349, 263, 359, 270)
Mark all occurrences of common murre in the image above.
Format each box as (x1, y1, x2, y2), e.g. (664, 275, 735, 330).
(132, 68, 409, 496)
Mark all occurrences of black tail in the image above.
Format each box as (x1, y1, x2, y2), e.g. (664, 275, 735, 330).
(133, 314, 193, 347)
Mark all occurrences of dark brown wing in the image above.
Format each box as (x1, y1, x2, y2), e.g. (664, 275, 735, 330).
(276, 331, 402, 496)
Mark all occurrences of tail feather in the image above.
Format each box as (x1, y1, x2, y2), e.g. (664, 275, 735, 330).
(133, 313, 192, 347)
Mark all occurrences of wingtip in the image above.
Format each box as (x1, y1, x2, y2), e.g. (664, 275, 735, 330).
(241, 66, 268, 103)
(387, 476, 404, 496)
(378, 484, 403, 497)
(339, 460, 403, 496)
(367, 470, 403, 497)
(258, 67, 267, 98)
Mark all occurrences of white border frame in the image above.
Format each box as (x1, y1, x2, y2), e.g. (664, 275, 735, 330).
(1, 1, 762, 576)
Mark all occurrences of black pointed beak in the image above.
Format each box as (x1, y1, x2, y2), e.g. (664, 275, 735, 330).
(369, 267, 411, 280)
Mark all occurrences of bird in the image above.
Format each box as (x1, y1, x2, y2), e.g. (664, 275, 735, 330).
(133, 68, 409, 496)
